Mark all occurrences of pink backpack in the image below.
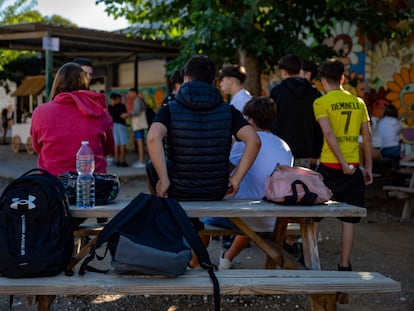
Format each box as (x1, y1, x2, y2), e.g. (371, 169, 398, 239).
(265, 165, 332, 205)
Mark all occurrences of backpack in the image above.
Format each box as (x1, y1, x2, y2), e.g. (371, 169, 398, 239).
(80, 193, 220, 311)
(0, 168, 74, 278)
(265, 164, 333, 205)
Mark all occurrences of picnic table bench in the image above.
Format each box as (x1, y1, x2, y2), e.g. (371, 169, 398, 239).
(0, 198, 401, 311)
(383, 160, 414, 220)
(0, 270, 400, 311)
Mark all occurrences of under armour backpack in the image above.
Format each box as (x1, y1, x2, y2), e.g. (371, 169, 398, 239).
(0, 168, 74, 278)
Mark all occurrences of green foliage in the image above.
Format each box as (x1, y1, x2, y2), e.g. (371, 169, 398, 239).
(0, 0, 77, 90)
(99, 0, 413, 76)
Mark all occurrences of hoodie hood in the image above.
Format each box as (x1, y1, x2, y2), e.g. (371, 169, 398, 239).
(53, 90, 107, 118)
(283, 77, 310, 98)
(175, 81, 223, 111)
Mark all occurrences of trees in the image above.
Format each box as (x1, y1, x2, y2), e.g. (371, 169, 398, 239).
(0, 0, 76, 91)
(98, 0, 413, 95)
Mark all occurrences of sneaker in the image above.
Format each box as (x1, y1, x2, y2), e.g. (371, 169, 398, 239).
(338, 263, 352, 271)
(120, 161, 129, 167)
(218, 251, 232, 269)
(132, 161, 146, 168)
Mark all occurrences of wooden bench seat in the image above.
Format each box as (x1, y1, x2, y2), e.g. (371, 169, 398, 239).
(0, 269, 400, 311)
(383, 185, 414, 219)
(199, 223, 301, 236)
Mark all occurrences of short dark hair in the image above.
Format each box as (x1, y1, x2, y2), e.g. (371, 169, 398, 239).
(72, 58, 93, 68)
(110, 92, 121, 100)
(242, 96, 276, 130)
(169, 69, 184, 85)
(318, 60, 344, 84)
(183, 55, 216, 84)
(278, 54, 301, 75)
(302, 59, 319, 81)
(218, 65, 247, 83)
(128, 87, 137, 93)
(383, 104, 398, 118)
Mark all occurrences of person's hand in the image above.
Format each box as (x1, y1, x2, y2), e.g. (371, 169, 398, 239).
(225, 176, 240, 198)
(155, 179, 170, 198)
(362, 168, 373, 185)
(342, 163, 357, 175)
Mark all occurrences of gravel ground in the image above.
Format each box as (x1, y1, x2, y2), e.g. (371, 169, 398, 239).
(0, 176, 412, 311)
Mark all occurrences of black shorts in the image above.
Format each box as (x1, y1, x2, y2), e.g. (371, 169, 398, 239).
(315, 164, 364, 223)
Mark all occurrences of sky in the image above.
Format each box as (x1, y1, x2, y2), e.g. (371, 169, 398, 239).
(36, 0, 129, 31)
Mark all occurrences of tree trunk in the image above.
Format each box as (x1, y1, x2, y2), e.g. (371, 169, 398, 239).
(238, 49, 261, 96)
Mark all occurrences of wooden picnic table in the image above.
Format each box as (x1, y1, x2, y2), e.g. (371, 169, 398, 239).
(383, 160, 414, 219)
(70, 198, 367, 271)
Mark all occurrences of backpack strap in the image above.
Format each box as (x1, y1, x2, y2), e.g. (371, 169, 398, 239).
(79, 193, 152, 275)
(165, 197, 220, 311)
(287, 180, 317, 205)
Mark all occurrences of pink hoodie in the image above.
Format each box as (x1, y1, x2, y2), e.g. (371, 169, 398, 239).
(31, 90, 114, 176)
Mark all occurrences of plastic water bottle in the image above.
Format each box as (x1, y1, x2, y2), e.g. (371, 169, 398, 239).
(76, 141, 95, 208)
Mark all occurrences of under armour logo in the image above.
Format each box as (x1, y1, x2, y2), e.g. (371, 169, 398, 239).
(10, 195, 37, 210)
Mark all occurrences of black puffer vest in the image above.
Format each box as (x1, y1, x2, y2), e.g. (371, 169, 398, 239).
(166, 81, 232, 200)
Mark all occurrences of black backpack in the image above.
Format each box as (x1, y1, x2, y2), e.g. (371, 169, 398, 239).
(80, 193, 220, 311)
(0, 168, 74, 278)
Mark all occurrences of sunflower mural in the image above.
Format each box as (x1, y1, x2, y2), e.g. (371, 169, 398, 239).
(365, 41, 402, 89)
(386, 65, 414, 144)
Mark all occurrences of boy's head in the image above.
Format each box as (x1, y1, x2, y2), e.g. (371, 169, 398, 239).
(301, 60, 319, 82)
(243, 96, 277, 130)
(72, 58, 93, 83)
(219, 65, 247, 84)
(110, 92, 121, 104)
(278, 54, 301, 76)
(183, 55, 216, 84)
(318, 60, 344, 84)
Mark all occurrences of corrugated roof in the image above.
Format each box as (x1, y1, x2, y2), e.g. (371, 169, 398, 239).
(11, 75, 45, 96)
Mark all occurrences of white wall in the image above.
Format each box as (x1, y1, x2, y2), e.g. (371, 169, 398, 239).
(117, 58, 167, 88)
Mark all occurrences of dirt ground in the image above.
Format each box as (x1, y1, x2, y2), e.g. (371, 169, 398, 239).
(0, 174, 413, 311)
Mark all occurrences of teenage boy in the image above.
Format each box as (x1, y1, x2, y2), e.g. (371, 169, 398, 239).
(313, 59, 373, 271)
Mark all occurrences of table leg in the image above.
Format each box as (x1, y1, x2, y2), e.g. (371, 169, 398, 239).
(229, 217, 283, 267)
(300, 218, 321, 270)
(402, 197, 414, 220)
(229, 217, 304, 270)
(67, 235, 99, 271)
(37, 295, 55, 311)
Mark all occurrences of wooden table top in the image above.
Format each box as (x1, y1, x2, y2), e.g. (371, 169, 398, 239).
(70, 198, 366, 219)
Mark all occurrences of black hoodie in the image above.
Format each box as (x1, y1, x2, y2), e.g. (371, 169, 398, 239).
(270, 77, 323, 159)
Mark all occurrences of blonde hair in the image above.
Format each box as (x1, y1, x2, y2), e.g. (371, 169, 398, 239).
(49, 62, 89, 100)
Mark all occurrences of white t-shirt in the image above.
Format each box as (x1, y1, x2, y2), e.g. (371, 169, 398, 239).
(230, 89, 252, 112)
(230, 131, 293, 231)
(378, 116, 402, 148)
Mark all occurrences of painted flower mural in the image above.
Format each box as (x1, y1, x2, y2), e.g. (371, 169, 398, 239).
(386, 65, 414, 144)
(324, 21, 363, 65)
(386, 65, 414, 120)
(365, 41, 402, 88)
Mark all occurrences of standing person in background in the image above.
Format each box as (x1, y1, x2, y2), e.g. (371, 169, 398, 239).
(161, 69, 184, 107)
(219, 65, 251, 112)
(313, 59, 373, 271)
(108, 92, 129, 167)
(300, 58, 324, 169)
(270, 54, 323, 168)
(127, 88, 148, 168)
(378, 104, 402, 168)
(30, 62, 114, 176)
(73, 58, 94, 86)
(300, 59, 319, 84)
(1, 108, 9, 145)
